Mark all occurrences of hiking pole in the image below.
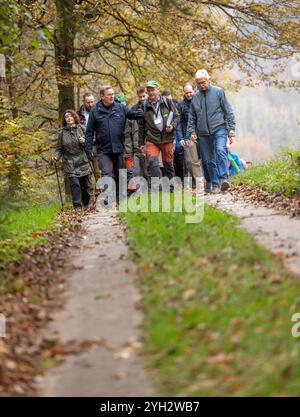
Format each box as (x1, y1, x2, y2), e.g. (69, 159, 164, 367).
(41, 155, 64, 208)
(54, 162, 64, 209)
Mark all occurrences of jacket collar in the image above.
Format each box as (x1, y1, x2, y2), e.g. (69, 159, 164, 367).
(78, 105, 84, 115)
(198, 83, 212, 94)
(184, 97, 192, 104)
(63, 124, 78, 131)
(145, 95, 165, 111)
(96, 100, 117, 113)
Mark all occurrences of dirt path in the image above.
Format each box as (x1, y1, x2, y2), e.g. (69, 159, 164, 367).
(205, 192, 300, 278)
(37, 207, 153, 396)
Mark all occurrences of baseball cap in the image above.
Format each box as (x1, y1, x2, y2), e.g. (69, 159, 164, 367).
(146, 80, 160, 88)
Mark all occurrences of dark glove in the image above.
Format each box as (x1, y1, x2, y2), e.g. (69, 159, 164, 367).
(135, 108, 144, 119)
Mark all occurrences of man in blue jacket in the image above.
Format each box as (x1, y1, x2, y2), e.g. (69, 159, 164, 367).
(188, 69, 236, 193)
(85, 85, 143, 203)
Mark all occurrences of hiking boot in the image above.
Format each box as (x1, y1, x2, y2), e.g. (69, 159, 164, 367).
(211, 186, 221, 194)
(220, 179, 230, 192)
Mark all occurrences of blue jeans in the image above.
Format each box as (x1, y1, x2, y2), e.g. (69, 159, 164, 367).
(197, 128, 228, 187)
(215, 128, 228, 181)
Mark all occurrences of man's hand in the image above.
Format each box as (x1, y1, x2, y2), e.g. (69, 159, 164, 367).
(228, 130, 235, 144)
(140, 145, 146, 155)
(79, 136, 85, 144)
(179, 140, 186, 147)
(136, 108, 144, 119)
(190, 134, 197, 142)
(166, 125, 173, 133)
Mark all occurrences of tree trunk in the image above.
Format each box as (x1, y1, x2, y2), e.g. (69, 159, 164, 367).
(54, 0, 76, 117)
(5, 53, 18, 119)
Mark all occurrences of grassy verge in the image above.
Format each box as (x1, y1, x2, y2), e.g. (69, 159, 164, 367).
(0, 204, 61, 264)
(123, 193, 300, 396)
(232, 148, 300, 196)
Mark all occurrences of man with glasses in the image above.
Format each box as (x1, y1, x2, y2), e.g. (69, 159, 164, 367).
(188, 69, 236, 193)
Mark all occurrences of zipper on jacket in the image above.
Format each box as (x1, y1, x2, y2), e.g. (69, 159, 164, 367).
(204, 91, 211, 135)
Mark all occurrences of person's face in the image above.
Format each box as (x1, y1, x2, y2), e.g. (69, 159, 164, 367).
(138, 91, 148, 104)
(195, 77, 209, 91)
(64, 113, 75, 125)
(83, 95, 95, 111)
(183, 85, 194, 101)
(147, 87, 160, 102)
(101, 88, 114, 106)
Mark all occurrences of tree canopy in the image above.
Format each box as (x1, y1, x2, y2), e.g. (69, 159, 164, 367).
(0, 0, 299, 118)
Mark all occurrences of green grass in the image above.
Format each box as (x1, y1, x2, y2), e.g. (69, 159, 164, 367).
(0, 204, 61, 264)
(122, 193, 300, 396)
(232, 148, 300, 196)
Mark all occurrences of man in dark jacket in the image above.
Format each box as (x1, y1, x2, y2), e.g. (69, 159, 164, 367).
(131, 86, 148, 111)
(138, 80, 179, 181)
(188, 69, 236, 193)
(77, 92, 100, 205)
(85, 85, 143, 203)
(77, 94, 97, 175)
(161, 91, 185, 182)
(77, 92, 95, 126)
(123, 87, 149, 183)
(177, 83, 203, 190)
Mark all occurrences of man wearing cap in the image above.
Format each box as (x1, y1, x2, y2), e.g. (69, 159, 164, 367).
(188, 69, 236, 193)
(138, 80, 179, 182)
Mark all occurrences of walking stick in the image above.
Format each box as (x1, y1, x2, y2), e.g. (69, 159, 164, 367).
(41, 155, 64, 208)
(54, 162, 64, 209)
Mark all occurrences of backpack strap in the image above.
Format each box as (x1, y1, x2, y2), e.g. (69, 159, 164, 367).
(161, 96, 173, 111)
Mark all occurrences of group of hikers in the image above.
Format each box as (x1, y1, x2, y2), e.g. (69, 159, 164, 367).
(52, 69, 248, 210)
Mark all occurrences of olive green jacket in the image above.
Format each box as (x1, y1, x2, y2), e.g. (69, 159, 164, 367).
(138, 96, 179, 145)
(54, 125, 91, 178)
(124, 119, 141, 158)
